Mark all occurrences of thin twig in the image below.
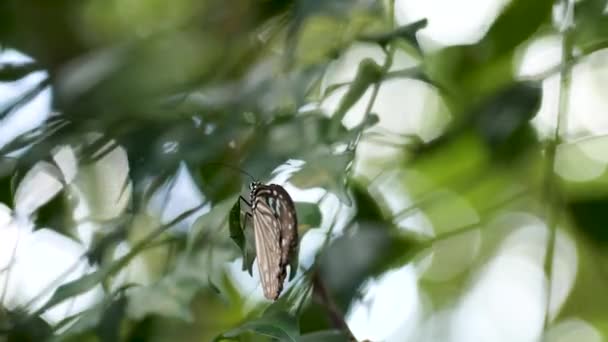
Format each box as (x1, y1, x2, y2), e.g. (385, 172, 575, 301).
(346, 44, 395, 155)
(312, 271, 356, 342)
(542, 0, 574, 330)
(345, 0, 398, 176)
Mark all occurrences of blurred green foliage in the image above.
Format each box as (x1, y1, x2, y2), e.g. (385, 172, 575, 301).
(2, 0, 608, 341)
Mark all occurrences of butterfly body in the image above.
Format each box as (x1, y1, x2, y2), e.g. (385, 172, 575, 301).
(249, 182, 298, 300)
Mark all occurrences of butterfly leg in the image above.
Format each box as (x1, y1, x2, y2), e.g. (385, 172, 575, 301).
(239, 196, 253, 230)
(239, 195, 252, 209)
(242, 211, 253, 231)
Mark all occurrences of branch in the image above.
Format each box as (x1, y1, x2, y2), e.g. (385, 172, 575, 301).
(542, 0, 574, 330)
(311, 272, 357, 342)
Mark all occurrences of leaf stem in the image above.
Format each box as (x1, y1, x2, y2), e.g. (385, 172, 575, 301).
(542, 0, 574, 329)
(311, 272, 356, 342)
(346, 44, 395, 155)
(345, 0, 398, 183)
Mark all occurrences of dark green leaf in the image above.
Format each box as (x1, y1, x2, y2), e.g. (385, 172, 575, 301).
(384, 67, 433, 85)
(214, 310, 299, 342)
(287, 0, 383, 66)
(227, 198, 257, 275)
(351, 182, 385, 222)
(414, 81, 540, 166)
(86, 218, 129, 264)
(96, 295, 127, 342)
(228, 200, 245, 252)
(38, 271, 104, 315)
(359, 18, 428, 51)
(333, 58, 383, 124)
(572, 0, 608, 55)
(0, 62, 41, 81)
(0, 79, 48, 121)
(262, 114, 346, 160)
(39, 206, 199, 314)
(188, 196, 235, 251)
(426, 0, 553, 107)
(52, 307, 104, 340)
(290, 151, 353, 205)
(33, 191, 66, 231)
(288, 250, 300, 282)
(474, 81, 541, 160)
(241, 230, 257, 275)
(0, 157, 17, 207)
(295, 202, 322, 229)
(483, 0, 554, 57)
(53, 289, 132, 341)
(127, 273, 201, 322)
(299, 301, 334, 334)
(569, 196, 608, 245)
(301, 330, 349, 342)
(263, 274, 312, 317)
(208, 276, 222, 295)
(319, 227, 423, 310)
(6, 309, 53, 342)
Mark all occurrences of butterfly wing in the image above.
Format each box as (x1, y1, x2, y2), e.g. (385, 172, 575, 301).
(266, 185, 298, 272)
(252, 198, 284, 300)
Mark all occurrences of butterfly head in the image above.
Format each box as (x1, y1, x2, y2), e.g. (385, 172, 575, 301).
(249, 181, 261, 200)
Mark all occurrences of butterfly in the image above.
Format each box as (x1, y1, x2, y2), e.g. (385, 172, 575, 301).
(242, 181, 299, 300)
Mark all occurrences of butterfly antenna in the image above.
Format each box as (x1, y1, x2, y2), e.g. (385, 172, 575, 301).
(202, 162, 257, 182)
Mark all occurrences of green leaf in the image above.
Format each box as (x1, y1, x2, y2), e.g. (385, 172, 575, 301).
(227, 198, 257, 275)
(319, 227, 423, 310)
(214, 310, 299, 342)
(263, 275, 312, 317)
(0, 157, 18, 207)
(301, 330, 349, 342)
(473, 81, 541, 161)
(54, 287, 134, 341)
(384, 66, 433, 85)
(261, 114, 345, 161)
(483, 0, 554, 57)
(96, 294, 127, 342)
(553, 232, 608, 332)
(569, 196, 608, 246)
(288, 250, 300, 282)
(188, 196, 236, 251)
(290, 150, 353, 205)
(208, 276, 222, 294)
(86, 218, 129, 264)
(359, 18, 428, 51)
(572, 0, 608, 55)
(38, 202, 206, 315)
(412, 81, 540, 171)
(228, 200, 245, 252)
(0, 79, 48, 121)
(241, 227, 257, 276)
(53, 300, 107, 339)
(333, 58, 383, 124)
(295, 202, 322, 229)
(351, 182, 385, 222)
(126, 252, 236, 324)
(291, 2, 385, 66)
(127, 274, 200, 322)
(0, 62, 41, 81)
(38, 271, 105, 314)
(426, 0, 553, 108)
(5, 309, 53, 342)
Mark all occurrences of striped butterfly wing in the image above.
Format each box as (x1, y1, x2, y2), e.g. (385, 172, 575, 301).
(251, 183, 298, 300)
(252, 197, 283, 300)
(264, 184, 298, 268)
